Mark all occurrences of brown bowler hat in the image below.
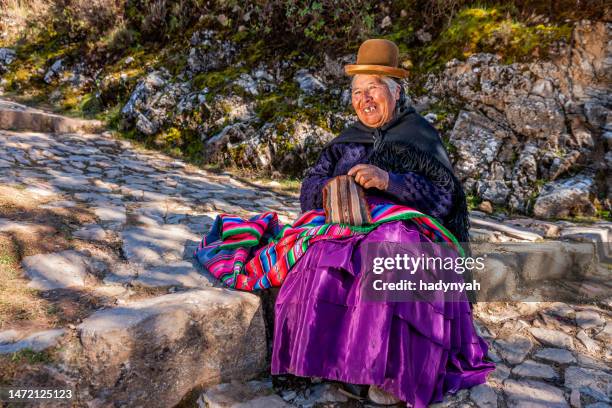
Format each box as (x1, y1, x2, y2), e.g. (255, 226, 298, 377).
(345, 39, 409, 78)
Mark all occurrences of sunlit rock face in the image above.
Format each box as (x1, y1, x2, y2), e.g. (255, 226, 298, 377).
(426, 21, 611, 217)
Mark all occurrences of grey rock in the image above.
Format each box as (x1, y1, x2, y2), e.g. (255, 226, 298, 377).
(487, 344, 503, 362)
(102, 262, 139, 285)
(576, 330, 601, 353)
(511, 359, 558, 380)
(132, 261, 213, 289)
(187, 31, 236, 73)
(281, 390, 297, 401)
(575, 310, 606, 329)
(424, 113, 438, 123)
(494, 334, 533, 364)
(136, 112, 158, 135)
(478, 180, 511, 205)
(51, 175, 91, 191)
(198, 380, 288, 408)
(447, 111, 507, 181)
(78, 289, 266, 408)
(564, 366, 612, 403)
(534, 348, 576, 364)
(546, 303, 576, 319)
(234, 73, 259, 96)
(416, 29, 432, 42)
(503, 379, 569, 408)
(488, 363, 511, 384)
(121, 224, 199, 265)
(22, 250, 97, 290)
(44, 59, 64, 84)
(0, 48, 16, 68)
(425, 22, 610, 214)
(505, 97, 566, 140)
(529, 327, 574, 349)
(294, 69, 326, 94)
(570, 389, 581, 408)
(531, 79, 555, 99)
(0, 329, 65, 354)
(575, 354, 610, 371)
(73, 224, 108, 242)
(470, 217, 543, 241)
(94, 206, 126, 224)
(594, 322, 612, 343)
(534, 174, 596, 219)
(315, 384, 349, 403)
(380, 15, 392, 29)
(470, 383, 498, 408)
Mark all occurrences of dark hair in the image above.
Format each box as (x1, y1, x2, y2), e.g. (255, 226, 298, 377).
(395, 81, 408, 113)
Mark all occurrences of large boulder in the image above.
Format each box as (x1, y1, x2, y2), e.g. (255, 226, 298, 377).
(428, 21, 610, 214)
(77, 288, 267, 407)
(204, 118, 335, 176)
(533, 173, 596, 219)
(187, 30, 237, 73)
(121, 69, 189, 134)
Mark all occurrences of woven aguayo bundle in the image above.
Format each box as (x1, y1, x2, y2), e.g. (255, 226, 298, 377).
(322, 175, 372, 226)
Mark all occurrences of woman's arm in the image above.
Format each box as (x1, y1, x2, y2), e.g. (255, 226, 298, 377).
(385, 172, 454, 220)
(300, 146, 336, 212)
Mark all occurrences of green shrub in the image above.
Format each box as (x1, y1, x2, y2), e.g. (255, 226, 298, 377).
(418, 5, 572, 72)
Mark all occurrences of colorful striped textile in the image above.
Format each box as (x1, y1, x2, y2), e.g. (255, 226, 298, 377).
(194, 204, 462, 291)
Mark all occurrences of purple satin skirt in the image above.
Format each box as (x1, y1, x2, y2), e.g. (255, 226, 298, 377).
(271, 221, 495, 408)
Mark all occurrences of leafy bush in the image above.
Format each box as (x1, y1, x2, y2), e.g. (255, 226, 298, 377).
(106, 23, 139, 53)
(416, 5, 572, 73)
(0, 0, 51, 45)
(51, 0, 127, 41)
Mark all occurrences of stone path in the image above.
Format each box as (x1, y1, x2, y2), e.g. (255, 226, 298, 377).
(0, 103, 610, 407)
(0, 99, 103, 133)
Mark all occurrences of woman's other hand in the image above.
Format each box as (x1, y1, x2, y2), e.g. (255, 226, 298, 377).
(348, 164, 389, 190)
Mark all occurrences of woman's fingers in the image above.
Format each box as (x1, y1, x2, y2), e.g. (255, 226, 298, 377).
(347, 164, 368, 176)
(362, 178, 376, 189)
(356, 171, 377, 188)
(348, 165, 387, 189)
(354, 169, 372, 186)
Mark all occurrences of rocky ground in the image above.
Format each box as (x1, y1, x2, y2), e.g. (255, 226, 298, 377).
(0, 102, 610, 407)
(1, 20, 610, 219)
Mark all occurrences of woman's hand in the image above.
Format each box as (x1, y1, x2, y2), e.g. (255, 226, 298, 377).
(347, 164, 389, 190)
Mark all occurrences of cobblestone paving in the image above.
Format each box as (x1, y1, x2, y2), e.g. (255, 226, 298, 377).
(0, 129, 610, 408)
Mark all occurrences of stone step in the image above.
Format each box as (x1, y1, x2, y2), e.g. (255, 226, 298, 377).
(77, 288, 267, 407)
(0, 98, 103, 133)
(472, 241, 604, 301)
(470, 216, 544, 242)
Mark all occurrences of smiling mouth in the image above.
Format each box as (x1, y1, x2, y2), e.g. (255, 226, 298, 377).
(363, 105, 377, 113)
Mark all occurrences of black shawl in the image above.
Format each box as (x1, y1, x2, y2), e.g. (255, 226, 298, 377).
(326, 106, 471, 246)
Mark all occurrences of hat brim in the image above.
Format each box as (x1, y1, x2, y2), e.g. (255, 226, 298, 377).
(344, 64, 409, 78)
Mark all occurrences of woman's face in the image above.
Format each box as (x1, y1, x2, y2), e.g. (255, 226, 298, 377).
(351, 74, 399, 128)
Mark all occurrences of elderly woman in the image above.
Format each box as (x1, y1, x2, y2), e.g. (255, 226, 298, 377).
(269, 39, 494, 407)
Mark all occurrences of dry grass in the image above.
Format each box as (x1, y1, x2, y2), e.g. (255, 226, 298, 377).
(0, 0, 50, 44)
(0, 185, 99, 331)
(0, 233, 51, 330)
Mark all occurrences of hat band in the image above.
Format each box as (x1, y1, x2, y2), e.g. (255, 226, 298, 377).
(344, 64, 409, 78)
